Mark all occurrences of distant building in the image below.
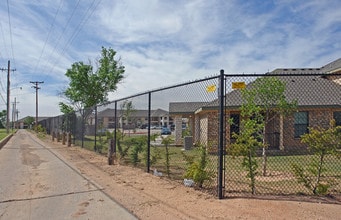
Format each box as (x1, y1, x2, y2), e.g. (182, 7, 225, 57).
(95, 108, 172, 129)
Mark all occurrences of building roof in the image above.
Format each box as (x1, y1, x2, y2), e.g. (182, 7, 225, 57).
(97, 108, 168, 118)
(271, 58, 341, 74)
(169, 102, 208, 115)
(201, 58, 341, 111)
(209, 74, 341, 110)
(17, 116, 51, 123)
(169, 58, 341, 114)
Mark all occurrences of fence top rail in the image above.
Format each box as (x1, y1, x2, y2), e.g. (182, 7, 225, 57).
(54, 71, 341, 114)
(224, 72, 341, 77)
(101, 74, 220, 105)
(110, 71, 341, 103)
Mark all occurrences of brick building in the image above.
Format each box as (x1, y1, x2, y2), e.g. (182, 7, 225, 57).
(171, 58, 341, 153)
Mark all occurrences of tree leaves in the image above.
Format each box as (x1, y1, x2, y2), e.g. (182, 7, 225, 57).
(60, 47, 125, 112)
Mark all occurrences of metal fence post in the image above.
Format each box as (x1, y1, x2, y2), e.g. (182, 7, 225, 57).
(81, 109, 84, 148)
(108, 101, 118, 165)
(94, 105, 97, 151)
(147, 92, 151, 173)
(218, 69, 225, 199)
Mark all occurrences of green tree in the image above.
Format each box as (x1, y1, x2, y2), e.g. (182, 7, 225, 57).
(24, 116, 35, 129)
(60, 47, 124, 111)
(292, 120, 341, 195)
(241, 76, 297, 176)
(0, 110, 6, 128)
(59, 47, 124, 145)
(59, 103, 74, 114)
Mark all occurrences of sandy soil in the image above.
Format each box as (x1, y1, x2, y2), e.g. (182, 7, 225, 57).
(44, 136, 340, 220)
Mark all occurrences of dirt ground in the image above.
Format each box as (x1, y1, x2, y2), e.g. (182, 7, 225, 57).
(43, 136, 340, 220)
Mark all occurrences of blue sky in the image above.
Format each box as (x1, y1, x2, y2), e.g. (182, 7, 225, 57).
(0, 0, 341, 118)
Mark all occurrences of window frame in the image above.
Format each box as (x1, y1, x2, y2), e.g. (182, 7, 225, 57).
(294, 111, 309, 138)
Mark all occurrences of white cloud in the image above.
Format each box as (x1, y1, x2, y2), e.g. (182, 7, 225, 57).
(0, 0, 340, 118)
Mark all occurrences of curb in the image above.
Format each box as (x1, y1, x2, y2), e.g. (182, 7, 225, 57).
(0, 133, 14, 150)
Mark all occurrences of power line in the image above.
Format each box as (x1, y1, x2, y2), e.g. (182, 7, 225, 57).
(41, 0, 81, 82)
(6, 0, 16, 68)
(0, 20, 9, 59)
(33, 0, 64, 75)
(46, 0, 102, 78)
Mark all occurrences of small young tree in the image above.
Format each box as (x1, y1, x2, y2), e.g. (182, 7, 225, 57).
(143, 133, 161, 167)
(230, 90, 264, 194)
(129, 136, 146, 166)
(116, 130, 130, 163)
(161, 136, 174, 177)
(120, 100, 135, 137)
(292, 120, 341, 195)
(183, 144, 212, 188)
(242, 77, 297, 176)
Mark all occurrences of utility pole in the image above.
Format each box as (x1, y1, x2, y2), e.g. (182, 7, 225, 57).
(30, 81, 44, 131)
(12, 97, 19, 130)
(12, 101, 14, 131)
(1, 60, 16, 134)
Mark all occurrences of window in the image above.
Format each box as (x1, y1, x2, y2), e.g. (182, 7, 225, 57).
(333, 112, 341, 126)
(294, 112, 308, 138)
(230, 114, 240, 138)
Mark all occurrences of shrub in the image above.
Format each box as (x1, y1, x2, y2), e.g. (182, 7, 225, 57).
(292, 120, 341, 195)
(183, 144, 212, 188)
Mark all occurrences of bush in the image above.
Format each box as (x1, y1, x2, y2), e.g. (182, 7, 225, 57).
(183, 144, 212, 188)
(292, 120, 341, 195)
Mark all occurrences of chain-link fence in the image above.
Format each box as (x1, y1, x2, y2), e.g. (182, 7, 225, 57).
(224, 71, 341, 198)
(39, 71, 341, 199)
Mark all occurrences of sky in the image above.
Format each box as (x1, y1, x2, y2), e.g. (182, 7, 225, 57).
(0, 0, 341, 119)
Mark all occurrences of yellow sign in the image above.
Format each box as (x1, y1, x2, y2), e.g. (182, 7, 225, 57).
(232, 82, 246, 89)
(206, 84, 216, 92)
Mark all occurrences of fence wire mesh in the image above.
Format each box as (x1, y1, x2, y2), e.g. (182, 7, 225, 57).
(39, 71, 341, 199)
(224, 72, 341, 198)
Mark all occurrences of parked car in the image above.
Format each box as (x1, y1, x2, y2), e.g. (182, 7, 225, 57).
(161, 127, 171, 135)
(140, 124, 148, 129)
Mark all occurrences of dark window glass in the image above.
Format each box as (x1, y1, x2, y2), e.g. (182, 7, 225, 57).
(333, 112, 341, 126)
(294, 112, 308, 138)
(230, 114, 240, 138)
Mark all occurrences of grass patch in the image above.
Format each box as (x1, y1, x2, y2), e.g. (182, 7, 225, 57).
(0, 129, 11, 141)
(69, 132, 341, 195)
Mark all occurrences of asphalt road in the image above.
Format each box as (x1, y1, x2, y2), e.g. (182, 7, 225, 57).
(0, 130, 137, 220)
